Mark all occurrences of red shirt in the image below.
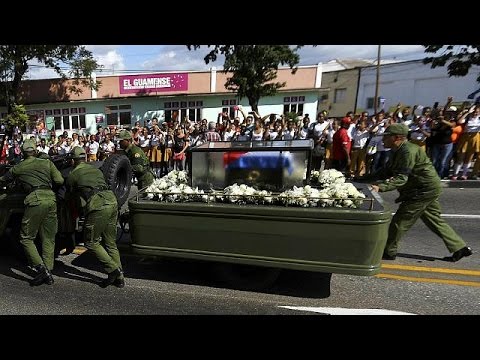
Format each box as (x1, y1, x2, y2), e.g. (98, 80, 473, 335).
(332, 128, 351, 160)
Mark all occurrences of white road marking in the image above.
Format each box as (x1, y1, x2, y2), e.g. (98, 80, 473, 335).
(279, 306, 415, 315)
(439, 214, 480, 219)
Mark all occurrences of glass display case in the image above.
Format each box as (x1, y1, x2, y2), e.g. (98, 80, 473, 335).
(189, 139, 314, 191)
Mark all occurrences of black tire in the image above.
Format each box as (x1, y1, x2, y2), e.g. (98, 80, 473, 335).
(101, 154, 132, 207)
(212, 263, 281, 291)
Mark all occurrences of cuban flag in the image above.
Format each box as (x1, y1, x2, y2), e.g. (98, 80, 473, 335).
(223, 151, 294, 175)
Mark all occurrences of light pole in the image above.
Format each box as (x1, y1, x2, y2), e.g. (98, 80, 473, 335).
(374, 45, 381, 115)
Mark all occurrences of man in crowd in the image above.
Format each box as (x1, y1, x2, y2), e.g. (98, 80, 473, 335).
(331, 117, 352, 173)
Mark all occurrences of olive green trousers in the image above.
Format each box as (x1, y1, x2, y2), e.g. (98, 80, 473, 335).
(385, 196, 466, 256)
(83, 204, 123, 275)
(20, 200, 57, 270)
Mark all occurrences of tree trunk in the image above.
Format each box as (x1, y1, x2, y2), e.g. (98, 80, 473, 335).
(248, 96, 259, 114)
(9, 60, 26, 113)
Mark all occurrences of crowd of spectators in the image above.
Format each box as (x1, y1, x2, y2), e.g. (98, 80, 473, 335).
(1, 98, 479, 181)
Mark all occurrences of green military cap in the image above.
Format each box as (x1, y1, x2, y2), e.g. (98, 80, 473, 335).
(21, 139, 36, 151)
(71, 146, 86, 159)
(118, 130, 132, 140)
(383, 123, 409, 136)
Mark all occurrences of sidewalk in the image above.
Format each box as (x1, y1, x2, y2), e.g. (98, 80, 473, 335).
(441, 179, 480, 188)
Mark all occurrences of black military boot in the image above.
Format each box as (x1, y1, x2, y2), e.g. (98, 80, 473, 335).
(29, 265, 54, 286)
(113, 277, 125, 288)
(100, 268, 123, 288)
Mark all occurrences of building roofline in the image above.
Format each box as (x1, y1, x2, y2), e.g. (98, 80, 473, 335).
(359, 58, 425, 70)
(19, 87, 328, 107)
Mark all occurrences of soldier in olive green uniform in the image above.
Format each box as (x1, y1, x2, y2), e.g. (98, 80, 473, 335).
(118, 130, 154, 189)
(0, 139, 64, 286)
(362, 123, 472, 262)
(37, 152, 50, 160)
(66, 147, 125, 288)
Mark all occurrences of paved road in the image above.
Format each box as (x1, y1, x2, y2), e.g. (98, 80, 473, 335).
(0, 187, 478, 315)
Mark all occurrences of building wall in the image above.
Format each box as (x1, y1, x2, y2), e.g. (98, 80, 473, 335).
(318, 68, 359, 117)
(21, 90, 319, 137)
(3, 65, 321, 136)
(19, 78, 92, 104)
(215, 67, 318, 93)
(357, 60, 480, 114)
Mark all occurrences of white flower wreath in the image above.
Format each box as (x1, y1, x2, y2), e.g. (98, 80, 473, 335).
(144, 170, 366, 208)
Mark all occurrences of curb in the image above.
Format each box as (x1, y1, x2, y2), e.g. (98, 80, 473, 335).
(441, 180, 480, 188)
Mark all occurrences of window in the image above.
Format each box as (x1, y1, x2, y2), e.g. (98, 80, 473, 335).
(164, 100, 203, 122)
(71, 107, 86, 130)
(283, 95, 305, 116)
(47, 107, 86, 132)
(106, 105, 131, 127)
(366, 97, 383, 109)
(221, 99, 238, 119)
(366, 97, 374, 109)
(62, 108, 70, 130)
(334, 88, 347, 103)
(52, 109, 62, 130)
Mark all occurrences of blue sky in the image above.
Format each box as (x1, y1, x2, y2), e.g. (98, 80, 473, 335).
(26, 45, 427, 79)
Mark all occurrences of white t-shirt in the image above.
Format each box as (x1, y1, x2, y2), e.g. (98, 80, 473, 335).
(88, 141, 99, 154)
(465, 115, 480, 133)
(102, 141, 115, 154)
(313, 122, 329, 139)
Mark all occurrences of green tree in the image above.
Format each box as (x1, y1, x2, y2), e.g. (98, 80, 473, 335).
(187, 45, 301, 113)
(6, 104, 29, 130)
(0, 45, 102, 112)
(423, 45, 480, 82)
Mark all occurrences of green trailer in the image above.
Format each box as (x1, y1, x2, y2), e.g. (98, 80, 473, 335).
(128, 184, 391, 290)
(127, 140, 391, 291)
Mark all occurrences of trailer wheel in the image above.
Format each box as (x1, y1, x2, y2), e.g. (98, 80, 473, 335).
(212, 263, 281, 291)
(101, 154, 132, 207)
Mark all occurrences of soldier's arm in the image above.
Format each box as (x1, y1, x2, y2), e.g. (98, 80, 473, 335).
(49, 161, 65, 186)
(130, 153, 145, 173)
(0, 169, 14, 185)
(356, 167, 389, 183)
(377, 149, 413, 192)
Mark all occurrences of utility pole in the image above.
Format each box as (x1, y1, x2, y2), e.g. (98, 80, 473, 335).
(374, 45, 381, 115)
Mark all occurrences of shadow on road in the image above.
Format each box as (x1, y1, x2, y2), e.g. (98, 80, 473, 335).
(71, 251, 331, 299)
(52, 258, 103, 285)
(0, 254, 33, 284)
(396, 252, 452, 262)
(0, 249, 103, 286)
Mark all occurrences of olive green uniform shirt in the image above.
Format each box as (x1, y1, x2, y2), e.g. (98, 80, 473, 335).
(66, 162, 117, 213)
(0, 156, 64, 204)
(0, 156, 64, 270)
(66, 162, 122, 273)
(367, 141, 441, 202)
(125, 143, 154, 188)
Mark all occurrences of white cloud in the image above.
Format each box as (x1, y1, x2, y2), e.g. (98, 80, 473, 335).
(24, 45, 428, 79)
(297, 45, 425, 65)
(25, 45, 126, 79)
(26, 66, 59, 80)
(93, 50, 126, 75)
(85, 45, 120, 56)
(141, 45, 224, 71)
